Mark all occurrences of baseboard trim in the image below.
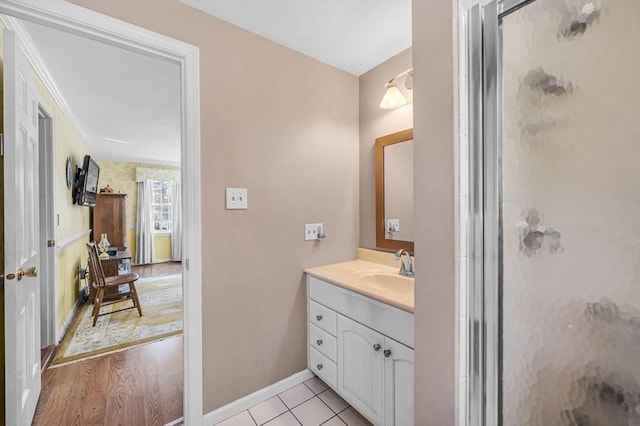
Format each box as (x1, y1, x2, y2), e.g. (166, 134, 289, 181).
(202, 369, 315, 425)
(56, 300, 80, 343)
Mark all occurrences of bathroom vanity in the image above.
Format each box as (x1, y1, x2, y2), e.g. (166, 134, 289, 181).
(305, 251, 414, 426)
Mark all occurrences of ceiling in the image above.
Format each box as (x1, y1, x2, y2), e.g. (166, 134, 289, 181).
(180, 0, 412, 76)
(15, 1, 411, 166)
(20, 19, 182, 166)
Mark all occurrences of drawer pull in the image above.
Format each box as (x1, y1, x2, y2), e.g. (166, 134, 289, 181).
(384, 349, 392, 358)
(316, 339, 323, 346)
(316, 314, 323, 321)
(373, 343, 381, 352)
(317, 363, 323, 371)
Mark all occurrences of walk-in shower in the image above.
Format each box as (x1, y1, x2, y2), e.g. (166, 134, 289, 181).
(465, 0, 640, 424)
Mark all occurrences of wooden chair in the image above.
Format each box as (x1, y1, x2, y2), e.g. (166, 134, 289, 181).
(86, 242, 142, 326)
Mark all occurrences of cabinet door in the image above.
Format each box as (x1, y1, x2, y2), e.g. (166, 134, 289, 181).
(337, 314, 384, 425)
(384, 338, 414, 426)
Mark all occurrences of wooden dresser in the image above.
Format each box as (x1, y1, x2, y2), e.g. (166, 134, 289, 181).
(92, 193, 127, 249)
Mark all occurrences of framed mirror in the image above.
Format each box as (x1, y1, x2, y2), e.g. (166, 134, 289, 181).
(375, 128, 414, 254)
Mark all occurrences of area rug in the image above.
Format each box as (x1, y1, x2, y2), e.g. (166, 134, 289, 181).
(51, 273, 183, 366)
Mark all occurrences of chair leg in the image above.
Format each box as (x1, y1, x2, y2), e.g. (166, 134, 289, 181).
(129, 283, 143, 317)
(93, 288, 104, 327)
(91, 292, 100, 318)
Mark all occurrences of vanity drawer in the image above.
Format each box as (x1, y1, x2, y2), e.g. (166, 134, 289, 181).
(309, 300, 337, 336)
(309, 346, 337, 390)
(309, 323, 336, 362)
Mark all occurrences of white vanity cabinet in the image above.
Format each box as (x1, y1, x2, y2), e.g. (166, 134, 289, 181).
(307, 276, 414, 426)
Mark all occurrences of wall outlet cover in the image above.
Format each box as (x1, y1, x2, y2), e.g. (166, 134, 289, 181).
(386, 219, 400, 233)
(305, 223, 324, 241)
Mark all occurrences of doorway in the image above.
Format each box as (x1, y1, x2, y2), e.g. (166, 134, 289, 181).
(0, 2, 202, 424)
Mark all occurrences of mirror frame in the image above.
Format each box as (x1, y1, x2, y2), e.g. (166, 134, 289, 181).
(375, 128, 414, 255)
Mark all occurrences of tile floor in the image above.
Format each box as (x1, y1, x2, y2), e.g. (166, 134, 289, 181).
(216, 376, 372, 426)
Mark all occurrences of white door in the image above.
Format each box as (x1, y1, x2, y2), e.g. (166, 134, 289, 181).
(337, 314, 384, 425)
(3, 29, 42, 425)
(383, 337, 414, 426)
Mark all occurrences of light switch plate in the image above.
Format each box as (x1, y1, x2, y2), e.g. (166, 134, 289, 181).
(226, 188, 248, 209)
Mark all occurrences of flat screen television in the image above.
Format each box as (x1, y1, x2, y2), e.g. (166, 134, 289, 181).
(73, 155, 100, 207)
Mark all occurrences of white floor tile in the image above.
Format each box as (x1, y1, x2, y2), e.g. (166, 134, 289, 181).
(279, 383, 315, 409)
(338, 407, 372, 426)
(320, 416, 347, 426)
(304, 376, 329, 395)
(216, 410, 257, 426)
(249, 396, 288, 425)
(264, 411, 302, 426)
(291, 396, 335, 426)
(317, 389, 349, 414)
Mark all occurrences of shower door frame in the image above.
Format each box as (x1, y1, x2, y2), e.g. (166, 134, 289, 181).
(466, 0, 537, 425)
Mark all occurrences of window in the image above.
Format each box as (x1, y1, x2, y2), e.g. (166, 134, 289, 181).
(151, 180, 173, 232)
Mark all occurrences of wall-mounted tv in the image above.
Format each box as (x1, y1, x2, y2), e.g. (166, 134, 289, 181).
(73, 155, 101, 207)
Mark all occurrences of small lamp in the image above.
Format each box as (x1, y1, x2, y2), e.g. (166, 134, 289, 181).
(379, 82, 408, 109)
(98, 233, 110, 259)
(379, 68, 413, 109)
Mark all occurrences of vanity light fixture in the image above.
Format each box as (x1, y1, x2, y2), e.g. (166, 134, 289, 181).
(379, 68, 413, 109)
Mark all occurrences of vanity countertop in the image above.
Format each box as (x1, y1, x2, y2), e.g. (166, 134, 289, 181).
(304, 256, 414, 313)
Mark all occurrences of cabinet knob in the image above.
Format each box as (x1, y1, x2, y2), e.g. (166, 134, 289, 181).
(373, 343, 381, 352)
(316, 314, 323, 321)
(317, 364, 323, 371)
(316, 339, 323, 346)
(384, 349, 392, 358)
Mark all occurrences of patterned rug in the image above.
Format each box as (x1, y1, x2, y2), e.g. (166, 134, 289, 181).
(51, 273, 182, 366)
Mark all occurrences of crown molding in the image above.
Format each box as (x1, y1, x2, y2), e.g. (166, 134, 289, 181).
(0, 14, 90, 143)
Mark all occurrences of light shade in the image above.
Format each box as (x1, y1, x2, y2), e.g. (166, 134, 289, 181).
(379, 82, 408, 109)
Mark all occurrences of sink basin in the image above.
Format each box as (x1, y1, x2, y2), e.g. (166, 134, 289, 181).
(358, 273, 414, 293)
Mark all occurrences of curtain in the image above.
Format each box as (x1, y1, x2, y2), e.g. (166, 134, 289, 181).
(171, 180, 182, 261)
(135, 180, 155, 264)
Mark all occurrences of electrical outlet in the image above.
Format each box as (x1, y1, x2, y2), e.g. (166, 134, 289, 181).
(226, 188, 248, 209)
(305, 223, 324, 241)
(386, 219, 400, 233)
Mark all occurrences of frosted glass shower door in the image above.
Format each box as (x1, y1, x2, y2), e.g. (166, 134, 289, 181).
(497, 0, 640, 425)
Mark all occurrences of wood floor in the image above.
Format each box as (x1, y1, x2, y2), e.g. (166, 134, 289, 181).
(33, 335, 183, 425)
(133, 261, 182, 278)
(33, 261, 184, 425)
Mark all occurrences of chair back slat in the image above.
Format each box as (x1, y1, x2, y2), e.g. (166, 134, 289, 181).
(86, 242, 107, 288)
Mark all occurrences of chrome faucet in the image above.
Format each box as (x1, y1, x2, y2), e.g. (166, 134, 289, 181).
(395, 249, 414, 277)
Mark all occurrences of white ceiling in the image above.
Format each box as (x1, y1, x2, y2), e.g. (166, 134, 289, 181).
(16, 1, 411, 167)
(179, 0, 412, 76)
(21, 19, 182, 166)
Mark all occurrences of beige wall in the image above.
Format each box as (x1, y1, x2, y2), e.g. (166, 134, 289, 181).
(413, 0, 457, 425)
(70, 0, 359, 413)
(97, 160, 180, 262)
(359, 48, 413, 249)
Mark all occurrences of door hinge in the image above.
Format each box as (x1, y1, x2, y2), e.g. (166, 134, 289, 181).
(0, 133, 4, 157)
(185, 258, 190, 270)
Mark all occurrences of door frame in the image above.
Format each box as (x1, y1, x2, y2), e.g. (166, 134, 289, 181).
(37, 102, 56, 349)
(0, 1, 203, 423)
